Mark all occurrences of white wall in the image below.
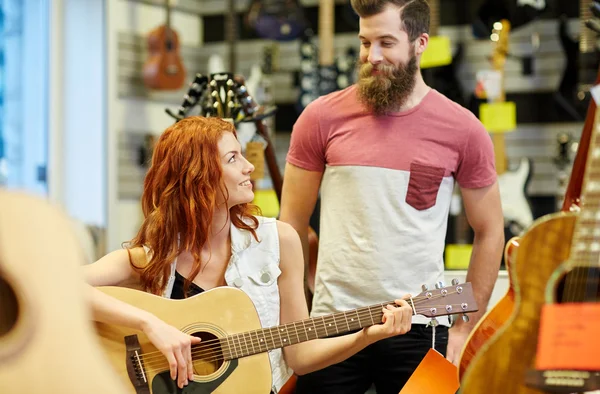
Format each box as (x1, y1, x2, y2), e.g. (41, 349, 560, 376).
(49, 0, 106, 227)
(106, 0, 203, 251)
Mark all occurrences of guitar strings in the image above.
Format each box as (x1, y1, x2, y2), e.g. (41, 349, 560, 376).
(135, 291, 465, 366)
(134, 290, 470, 368)
(135, 291, 460, 365)
(137, 303, 457, 371)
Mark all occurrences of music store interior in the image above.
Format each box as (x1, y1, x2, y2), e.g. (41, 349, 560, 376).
(1, 0, 599, 393)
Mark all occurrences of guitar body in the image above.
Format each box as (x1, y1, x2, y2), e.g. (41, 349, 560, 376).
(459, 212, 577, 393)
(143, 25, 186, 90)
(498, 157, 534, 236)
(95, 286, 272, 394)
(0, 191, 128, 394)
(458, 236, 519, 379)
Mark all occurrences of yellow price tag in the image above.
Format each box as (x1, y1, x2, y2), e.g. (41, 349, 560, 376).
(252, 189, 280, 218)
(444, 244, 473, 270)
(245, 141, 265, 180)
(479, 102, 517, 133)
(420, 36, 452, 69)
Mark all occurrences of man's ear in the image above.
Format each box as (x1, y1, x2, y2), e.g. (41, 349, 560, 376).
(414, 33, 429, 56)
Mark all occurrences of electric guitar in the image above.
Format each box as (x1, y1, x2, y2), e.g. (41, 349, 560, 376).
(95, 282, 477, 394)
(142, 0, 186, 91)
(555, 0, 599, 121)
(487, 20, 534, 237)
(0, 191, 128, 394)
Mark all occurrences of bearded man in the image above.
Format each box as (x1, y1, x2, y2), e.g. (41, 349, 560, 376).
(280, 0, 505, 393)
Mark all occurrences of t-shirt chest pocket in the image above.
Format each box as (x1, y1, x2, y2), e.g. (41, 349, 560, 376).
(405, 162, 446, 210)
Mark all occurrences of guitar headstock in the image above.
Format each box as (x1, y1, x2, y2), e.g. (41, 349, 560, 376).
(490, 19, 511, 72)
(165, 73, 208, 122)
(412, 280, 478, 321)
(206, 73, 244, 122)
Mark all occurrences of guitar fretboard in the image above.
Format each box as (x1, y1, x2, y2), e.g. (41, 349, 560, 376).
(571, 107, 600, 266)
(219, 302, 389, 360)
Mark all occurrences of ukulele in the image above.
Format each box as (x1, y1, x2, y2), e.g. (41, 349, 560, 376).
(142, 0, 186, 91)
(0, 191, 128, 394)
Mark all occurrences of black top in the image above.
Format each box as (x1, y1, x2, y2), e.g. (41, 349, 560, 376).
(170, 271, 204, 299)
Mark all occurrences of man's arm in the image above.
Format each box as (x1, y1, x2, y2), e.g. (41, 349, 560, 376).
(279, 163, 323, 292)
(446, 180, 505, 364)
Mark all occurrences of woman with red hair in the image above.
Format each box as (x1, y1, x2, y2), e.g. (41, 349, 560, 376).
(84, 116, 413, 392)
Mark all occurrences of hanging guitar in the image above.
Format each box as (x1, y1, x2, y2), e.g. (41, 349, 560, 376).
(143, 0, 186, 91)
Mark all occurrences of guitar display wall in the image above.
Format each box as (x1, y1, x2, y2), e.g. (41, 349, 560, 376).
(115, 0, 583, 200)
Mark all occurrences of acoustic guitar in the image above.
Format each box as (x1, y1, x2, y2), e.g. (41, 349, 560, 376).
(0, 191, 128, 394)
(459, 40, 600, 394)
(142, 0, 186, 91)
(458, 16, 600, 382)
(94, 282, 477, 394)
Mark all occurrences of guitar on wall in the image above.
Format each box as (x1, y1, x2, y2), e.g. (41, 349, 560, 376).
(459, 22, 600, 394)
(457, 19, 534, 380)
(0, 191, 128, 394)
(555, 0, 599, 121)
(94, 282, 477, 394)
(486, 20, 534, 238)
(245, 0, 306, 42)
(143, 0, 186, 91)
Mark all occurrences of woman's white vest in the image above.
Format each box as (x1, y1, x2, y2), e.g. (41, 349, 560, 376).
(159, 216, 293, 393)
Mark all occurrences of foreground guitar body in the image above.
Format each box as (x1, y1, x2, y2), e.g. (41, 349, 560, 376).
(458, 237, 519, 379)
(0, 191, 128, 394)
(460, 212, 576, 394)
(96, 286, 273, 394)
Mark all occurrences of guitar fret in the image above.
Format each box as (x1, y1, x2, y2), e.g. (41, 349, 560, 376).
(261, 329, 269, 352)
(268, 326, 277, 350)
(354, 309, 362, 329)
(343, 311, 351, 331)
(223, 337, 233, 360)
(292, 322, 300, 344)
(235, 334, 244, 357)
(246, 331, 255, 355)
(274, 326, 284, 348)
(368, 306, 376, 326)
(331, 313, 339, 334)
(321, 316, 329, 336)
(312, 319, 319, 339)
(280, 326, 290, 346)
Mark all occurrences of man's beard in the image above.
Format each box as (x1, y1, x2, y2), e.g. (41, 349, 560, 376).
(357, 54, 419, 115)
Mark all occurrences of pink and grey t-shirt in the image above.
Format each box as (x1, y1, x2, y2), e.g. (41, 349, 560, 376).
(287, 86, 496, 325)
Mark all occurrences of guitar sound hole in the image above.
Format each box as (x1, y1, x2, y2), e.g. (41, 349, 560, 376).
(191, 331, 224, 376)
(556, 266, 600, 303)
(0, 272, 19, 337)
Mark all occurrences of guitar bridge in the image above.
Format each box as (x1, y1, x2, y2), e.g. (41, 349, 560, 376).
(526, 369, 600, 393)
(125, 335, 151, 394)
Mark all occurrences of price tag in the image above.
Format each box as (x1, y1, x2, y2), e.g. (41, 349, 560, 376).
(400, 349, 459, 394)
(479, 102, 517, 133)
(535, 303, 600, 371)
(420, 36, 452, 69)
(245, 141, 265, 180)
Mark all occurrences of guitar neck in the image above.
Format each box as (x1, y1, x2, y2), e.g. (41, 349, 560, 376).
(580, 0, 595, 54)
(429, 0, 439, 36)
(220, 301, 391, 360)
(319, 0, 335, 66)
(490, 20, 510, 175)
(165, 0, 171, 29)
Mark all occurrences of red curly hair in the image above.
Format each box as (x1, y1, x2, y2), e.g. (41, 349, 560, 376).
(127, 116, 260, 295)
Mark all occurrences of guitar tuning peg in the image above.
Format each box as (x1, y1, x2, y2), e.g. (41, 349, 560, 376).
(451, 278, 459, 286)
(462, 313, 470, 323)
(421, 284, 428, 291)
(435, 281, 444, 289)
(429, 317, 439, 327)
